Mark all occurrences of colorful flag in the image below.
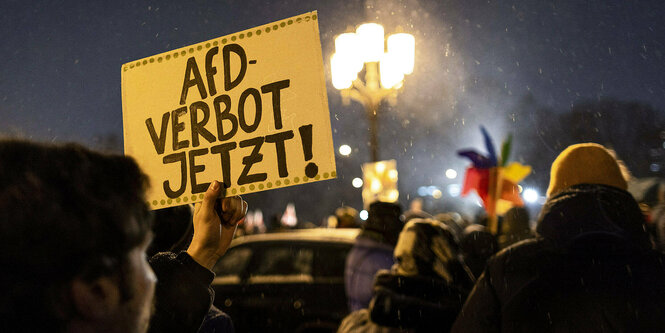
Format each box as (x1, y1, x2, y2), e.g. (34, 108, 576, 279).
(457, 127, 531, 217)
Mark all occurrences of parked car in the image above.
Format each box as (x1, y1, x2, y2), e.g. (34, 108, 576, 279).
(211, 228, 361, 333)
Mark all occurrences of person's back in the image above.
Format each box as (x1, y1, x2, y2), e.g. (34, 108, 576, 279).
(453, 143, 665, 332)
(345, 236, 396, 311)
(497, 239, 665, 332)
(345, 202, 402, 311)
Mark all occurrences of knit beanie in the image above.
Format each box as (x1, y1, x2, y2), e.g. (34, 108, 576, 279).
(547, 143, 627, 197)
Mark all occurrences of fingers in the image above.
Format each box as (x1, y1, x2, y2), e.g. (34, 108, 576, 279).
(193, 180, 247, 226)
(221, 195, 248, 226)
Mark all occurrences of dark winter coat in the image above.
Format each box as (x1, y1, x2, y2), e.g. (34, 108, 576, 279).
(338, 270, 468, 333)
(345, 236, 396, 311)
(199, 305, 235, 333)
(149, 252, 222, 333)
(452, 184, 665, 333)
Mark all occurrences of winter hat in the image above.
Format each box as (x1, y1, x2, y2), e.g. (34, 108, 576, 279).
(363, 201, 403, 246)
(547, 143, 627, 197)
(393, 218, 462, 283)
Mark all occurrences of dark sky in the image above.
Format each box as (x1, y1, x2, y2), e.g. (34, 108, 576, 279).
(2, 0, 664, 222)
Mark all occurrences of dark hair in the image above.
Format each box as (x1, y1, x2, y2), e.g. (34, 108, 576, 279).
(362, 201, 403, 246)
(0, 140, 152, 331)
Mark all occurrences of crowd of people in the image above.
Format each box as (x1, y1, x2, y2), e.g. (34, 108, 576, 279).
(2, 139, 665, 332)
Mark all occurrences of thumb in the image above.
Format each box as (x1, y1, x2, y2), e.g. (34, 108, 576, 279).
(199, 180, 222, 216)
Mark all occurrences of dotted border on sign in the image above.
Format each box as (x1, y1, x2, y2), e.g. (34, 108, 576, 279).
(149, 169, 335, 208)
(123, 13, 317, 72)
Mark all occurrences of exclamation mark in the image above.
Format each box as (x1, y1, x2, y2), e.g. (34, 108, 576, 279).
(299, 124, 318, 178)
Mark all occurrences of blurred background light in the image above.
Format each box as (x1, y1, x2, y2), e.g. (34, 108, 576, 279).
(523, 188, 539, 203)
(447, 184, 461, 197)
(352, 177, 363, 188)
(339, 144, 352, 156)
(356, 23, 384, 62)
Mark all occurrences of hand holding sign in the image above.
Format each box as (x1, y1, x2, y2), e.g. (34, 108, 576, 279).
(188, 180, 248, 270)
(122, 12, 336, 209)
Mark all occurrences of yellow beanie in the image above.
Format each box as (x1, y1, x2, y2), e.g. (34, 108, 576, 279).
(547, 143, 628, 197)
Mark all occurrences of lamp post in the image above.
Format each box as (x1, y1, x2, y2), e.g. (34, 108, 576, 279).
(331, 23, 415, 162)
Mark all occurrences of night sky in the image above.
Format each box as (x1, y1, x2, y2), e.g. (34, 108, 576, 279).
(2, 0, 664, 223)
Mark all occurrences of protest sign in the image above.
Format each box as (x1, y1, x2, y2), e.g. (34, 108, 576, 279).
(122, 11, 336, 209)
(362, 160, 399, 209)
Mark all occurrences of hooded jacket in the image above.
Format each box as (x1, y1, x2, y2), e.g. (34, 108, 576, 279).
(452, 184, 665, 333)
(340, 219, 473, 333)
(345, 202, 403, 311)
(338, 271, 468, 333)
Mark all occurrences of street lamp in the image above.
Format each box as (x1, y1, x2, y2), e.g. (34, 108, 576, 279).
(331, 23, 415, 162)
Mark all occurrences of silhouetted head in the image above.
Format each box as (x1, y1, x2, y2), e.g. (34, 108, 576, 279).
(393, 218, 474, 286)
(0, 140, 154, 333)
(363, 201, 403, 246)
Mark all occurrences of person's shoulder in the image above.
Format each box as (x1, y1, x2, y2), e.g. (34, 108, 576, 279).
(354, 236, 394, 253)
(492, 237, 547, 261)
(486, 237, 552, 275)
(199, 306, 234, 333)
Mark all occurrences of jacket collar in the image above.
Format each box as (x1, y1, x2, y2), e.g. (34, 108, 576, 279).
(535, 184, 651, 252)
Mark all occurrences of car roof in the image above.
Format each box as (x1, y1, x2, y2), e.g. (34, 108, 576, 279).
(230, 228, 361, 247)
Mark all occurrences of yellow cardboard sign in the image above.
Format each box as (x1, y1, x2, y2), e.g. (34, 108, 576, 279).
(122, 12, 336, 209)
(362, 160, 399, 209)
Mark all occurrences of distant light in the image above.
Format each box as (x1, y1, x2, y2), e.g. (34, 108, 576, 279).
(447, 184, 461, 197)
(651, 163, 661, 172)
(370, 179, 382, 192)
(417, 186, 428, 197)
(375, 161, 386, 173)
(387, 33, 415, 75)
(523, 188, 539, 203)
(517, 185, 523, 193)
(379, 53, 404, 89)
(334, 33, 363, 73)
(386, 189, 399, 202)
(445, 169, 457, 179)
(352, 177, 363, 188)
(359, 210, 369, 221)
(387, 169, 398, 181)
(330, 53, 356, 89)
(432, 189, 443, 199)
(356, 23, 384, 62)
(339, 144, 352, 156)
